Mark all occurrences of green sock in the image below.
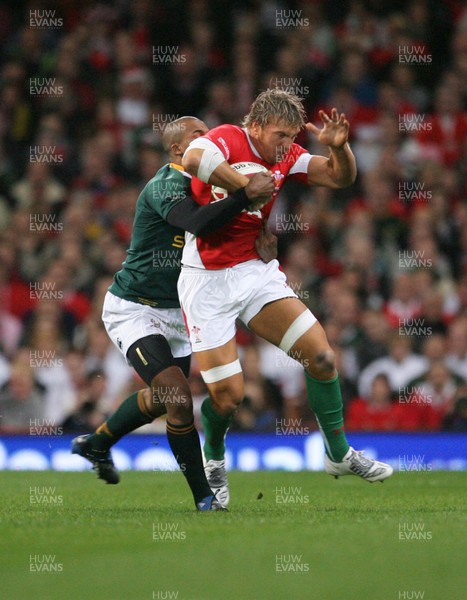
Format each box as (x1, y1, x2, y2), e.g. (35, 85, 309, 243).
(201, 397, 233, 461)
(305, 372, 350, 462)
(88, 390, 157, 451)
(166, 420, 213, 505)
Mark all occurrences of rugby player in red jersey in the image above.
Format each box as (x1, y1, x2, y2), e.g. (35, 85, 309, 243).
(181, 89, 393, 505)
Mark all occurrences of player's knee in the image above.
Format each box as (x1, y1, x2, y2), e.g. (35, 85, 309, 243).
(200, 360, 244, 415)
(309, 349, 336, 378)
(151, 369, 193, 420)
(167, 388, 193, 421)
(140, 388, 168, 419)
(210, 381, 243, 416)
(160, 385, 193, 418)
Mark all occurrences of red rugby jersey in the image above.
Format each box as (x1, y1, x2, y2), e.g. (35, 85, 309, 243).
(182, 125, 312, 269)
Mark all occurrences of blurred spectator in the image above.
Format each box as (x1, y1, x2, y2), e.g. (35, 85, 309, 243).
(0, 360, 46, 433)
(61, 369, 108, 433)
(359, 333, 428, 398)
(256, 340, 306, 421)
(409, 360, 460, 416)
(446, 317, 467, 381)
(384, 273, 422, 328)
(416, 84, 466, 166)
(356, 308, 391, 371)
(0, 310, 22, 358)
(11, 162, 66, 210)
(233, 345, 283, 430)
(346, 373, 439, 431)
(81, 319, 133, 404)
(442, 388, 467, 432)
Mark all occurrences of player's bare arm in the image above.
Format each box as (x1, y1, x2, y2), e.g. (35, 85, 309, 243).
(183, 148, 251, 191)
(305, 108, 357, 188)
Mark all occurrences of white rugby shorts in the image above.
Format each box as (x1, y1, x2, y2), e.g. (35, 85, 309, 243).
(102, 291, 191, 362)
(177, 259, 301, 351)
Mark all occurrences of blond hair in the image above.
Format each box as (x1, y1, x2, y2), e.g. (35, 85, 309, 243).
(241, 88, 306, 129)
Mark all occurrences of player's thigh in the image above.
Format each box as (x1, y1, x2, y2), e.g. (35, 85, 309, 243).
(102, 293, 191, 381)
(248, 297, 334, 376)
(127, 334, 183, 386)
(194, 337, 244, 411)
(248, 297, 313, 347)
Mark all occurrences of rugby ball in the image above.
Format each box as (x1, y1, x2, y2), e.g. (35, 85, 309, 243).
(211, 161, 268, 202)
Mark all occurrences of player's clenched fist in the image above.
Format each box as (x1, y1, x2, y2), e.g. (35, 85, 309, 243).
(244, 171, 275, 209)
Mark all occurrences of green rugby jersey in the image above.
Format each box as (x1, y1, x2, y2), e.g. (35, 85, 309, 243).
(109, 163, 189, 308)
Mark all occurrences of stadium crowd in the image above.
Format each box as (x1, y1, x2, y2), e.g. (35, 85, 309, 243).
(0, 0, 466, 436)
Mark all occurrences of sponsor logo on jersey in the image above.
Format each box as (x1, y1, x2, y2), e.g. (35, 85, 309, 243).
(217, 137, 230, 159)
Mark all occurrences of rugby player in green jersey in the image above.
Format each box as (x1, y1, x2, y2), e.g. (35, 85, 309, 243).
(72, 117, 275, 510)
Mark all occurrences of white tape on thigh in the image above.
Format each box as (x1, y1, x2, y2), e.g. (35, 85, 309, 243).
(279, 310, 316, 353)
(200, 359, 242, 384)
(197, 147, 225, 182)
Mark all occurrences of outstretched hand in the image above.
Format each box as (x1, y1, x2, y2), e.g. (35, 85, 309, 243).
(306, 108, 350, 148)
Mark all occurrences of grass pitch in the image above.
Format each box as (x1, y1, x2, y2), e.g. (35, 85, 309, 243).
(0, 471, 465, 600)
